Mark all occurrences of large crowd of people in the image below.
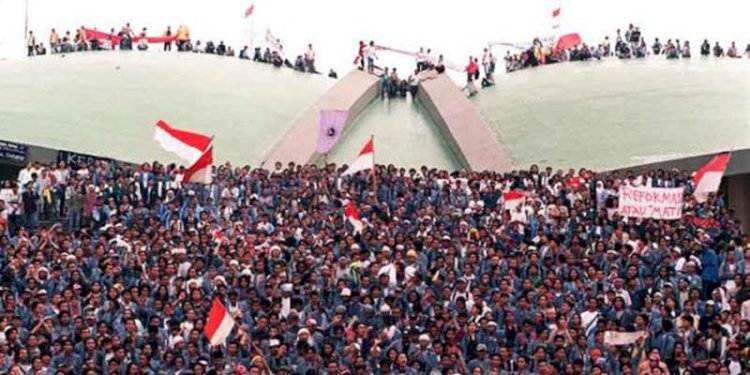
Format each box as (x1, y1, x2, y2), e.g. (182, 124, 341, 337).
(24, 24, 331, 78)
(503, 24, 750, 73)
(0, 157, 748, 375)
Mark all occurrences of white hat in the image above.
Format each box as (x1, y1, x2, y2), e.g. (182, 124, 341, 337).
(419, 334, 430, 342)
(380, 304, 391, 313)
(171, 336, 185, 347)
(341, 288, 352, 297)
(214, 276, 227, 285)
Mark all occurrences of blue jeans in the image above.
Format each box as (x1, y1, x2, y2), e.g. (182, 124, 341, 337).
(381, 82, 390, 99)
(68, 210, 81, 232)
(24, 212, 39, 230)
(367, 58, 374, 73)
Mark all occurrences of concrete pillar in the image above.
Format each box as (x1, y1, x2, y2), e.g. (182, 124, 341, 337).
(416, 74, 513, 172)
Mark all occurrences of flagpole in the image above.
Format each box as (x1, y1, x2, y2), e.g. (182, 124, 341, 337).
(24, 0, 29, 41)
(324, 153, 328, 166)
(250, 0, 256, 51)
(371, 135, 377, 196)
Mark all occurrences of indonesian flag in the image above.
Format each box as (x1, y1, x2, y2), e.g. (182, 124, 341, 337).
(244, 1, 255, 17)
(344, 201, 363, 234)
(503, 191, 528, 223)
(184, 145, 213, 184)
(154, 120, 212, 163)
(341, 137, 374, 177)
(693, 152, 731, 203)
(551, 1, 561, 29)
(205, 298, 236, 346)
(212, 228, 226, 245)
(503, 191, 526, 211)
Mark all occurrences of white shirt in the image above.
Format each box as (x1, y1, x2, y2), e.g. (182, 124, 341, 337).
(53, 169, 69, 185)
(17, 169, 32, 186)
(741, 299, 750, 320)
(365, 46, 377, 59)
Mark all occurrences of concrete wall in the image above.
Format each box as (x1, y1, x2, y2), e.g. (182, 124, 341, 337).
(264, 70, 379, 166)
(727, 174, 750, 233)
(416, 74, 513, 172)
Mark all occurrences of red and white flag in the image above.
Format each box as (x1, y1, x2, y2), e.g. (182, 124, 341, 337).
(693, 152, 731, 203)
(184, 145, 213, 184)
(503, 191, 528, 223)
(212, 228, 227, 245)
(551, 1, 561, 29)
(244, 0, 255, 17)
(205, 298, 236, 346)
(154, 120, 212, 163)
(341, 137, 374, 177)
(503, 191, 526, 211)
(344, 201, 363, 234)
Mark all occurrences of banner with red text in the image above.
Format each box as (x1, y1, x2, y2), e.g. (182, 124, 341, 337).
(617, 186, 684, 220)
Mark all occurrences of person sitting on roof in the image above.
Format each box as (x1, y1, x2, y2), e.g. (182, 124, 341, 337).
(435, 55, 446, 74)
(727, 42, 740, 58)
(713, 42, 724, 57)
(652, 38, 662, 55)
(137, 37, 148, 51)
(617, 43, 632, 58)
(682, 41, 691, 58)
(666, 41, 679, 59)
(294, 55, 305, 72)
(216, 41, 226, 56)
(35, 43, 47, 55)
(271, 51, 283, 67)
(635, 40, 648, 58)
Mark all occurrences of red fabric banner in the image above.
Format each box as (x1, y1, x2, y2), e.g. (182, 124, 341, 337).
(83, 28, 178, 45)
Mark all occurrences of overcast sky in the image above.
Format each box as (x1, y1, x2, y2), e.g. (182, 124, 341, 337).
(1, 0, 749, 75)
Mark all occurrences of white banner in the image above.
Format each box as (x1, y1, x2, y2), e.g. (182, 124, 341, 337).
(604, 331, 647, 346)
(618, 186, 684, 220)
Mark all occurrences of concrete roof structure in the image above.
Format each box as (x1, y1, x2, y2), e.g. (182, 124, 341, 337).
(0, 53, 463, 169)
(474, 59, 750, 171)
(0, 52, 334, 166)
(1, 53, 748, 174)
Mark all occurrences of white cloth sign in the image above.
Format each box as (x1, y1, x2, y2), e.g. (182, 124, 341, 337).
(604, 331, 647, 346)
(617, 186, 684, 220)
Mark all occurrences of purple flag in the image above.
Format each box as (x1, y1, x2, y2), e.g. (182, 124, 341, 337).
(316, 110, 348, 154)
